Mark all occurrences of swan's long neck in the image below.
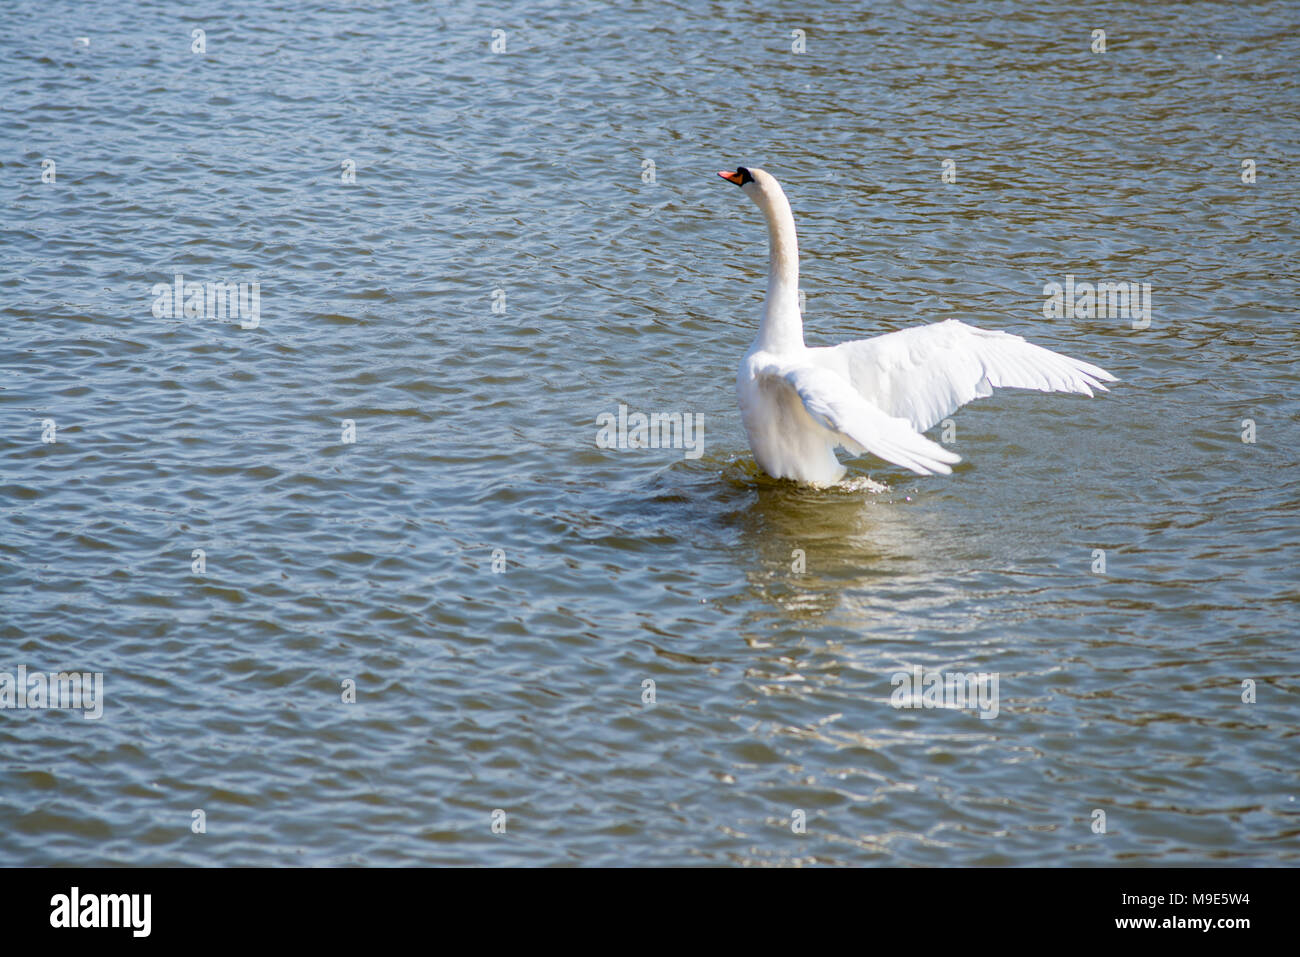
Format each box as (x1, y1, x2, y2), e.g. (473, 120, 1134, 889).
(755, 188, 804, 353)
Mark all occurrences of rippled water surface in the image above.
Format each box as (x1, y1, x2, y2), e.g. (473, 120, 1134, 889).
(2, 0, 1299, 866)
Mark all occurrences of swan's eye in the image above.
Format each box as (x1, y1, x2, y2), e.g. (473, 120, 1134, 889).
(736, 167, 754, 185)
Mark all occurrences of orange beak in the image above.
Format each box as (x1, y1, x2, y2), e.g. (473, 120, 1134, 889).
(718, 170, 745, 186)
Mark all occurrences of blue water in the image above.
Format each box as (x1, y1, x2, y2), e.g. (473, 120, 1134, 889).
(1, 0, 1298, 865)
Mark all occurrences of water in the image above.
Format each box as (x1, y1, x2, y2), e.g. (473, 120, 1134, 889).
(2, 0, 1298, 866)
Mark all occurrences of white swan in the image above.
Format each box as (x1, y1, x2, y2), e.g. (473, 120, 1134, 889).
(718, 166, 1117, 485)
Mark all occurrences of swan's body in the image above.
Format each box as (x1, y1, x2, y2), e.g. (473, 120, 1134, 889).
(719, 166, 1117, 485)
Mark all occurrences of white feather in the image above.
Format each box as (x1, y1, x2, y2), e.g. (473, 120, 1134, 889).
(722, 167, 1116, 485)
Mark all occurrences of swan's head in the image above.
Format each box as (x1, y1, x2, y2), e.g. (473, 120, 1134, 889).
(718, 166, 786, 211)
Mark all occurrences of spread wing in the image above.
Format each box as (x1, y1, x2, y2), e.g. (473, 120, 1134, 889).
(816, 319, 1117, 434)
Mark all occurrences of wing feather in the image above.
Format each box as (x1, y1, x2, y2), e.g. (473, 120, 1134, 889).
(814, 319, 1117, 434)
(756, 362, 962, 476)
